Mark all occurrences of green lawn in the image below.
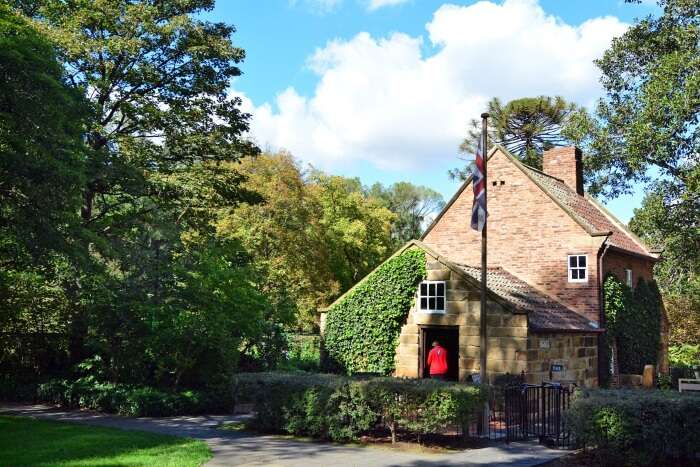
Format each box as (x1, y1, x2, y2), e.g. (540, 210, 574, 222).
(0, 415, 211, 467)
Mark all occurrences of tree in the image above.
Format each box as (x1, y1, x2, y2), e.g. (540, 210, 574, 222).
(0, 4, 87, 379)
(451, 96, 588, 178)
(7, 0, 270, 387)
(216, 152, 338, 333)
(588, 0, 699, 346)
(369, 182, 445, 249)
(0, 3, 86, 263)
(309, 172, 395, 292)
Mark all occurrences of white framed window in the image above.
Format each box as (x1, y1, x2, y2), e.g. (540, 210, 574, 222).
(568, 255, 588, 283)
(418, 281, 446, 313)
(625, 269, 633, 287)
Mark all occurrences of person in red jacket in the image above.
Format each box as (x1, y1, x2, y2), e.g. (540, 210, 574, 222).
(426, 341, 448, 380)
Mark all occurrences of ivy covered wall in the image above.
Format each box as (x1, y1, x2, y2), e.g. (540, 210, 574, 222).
(323, 249, 426, 375)
(603, 273, 662, 379)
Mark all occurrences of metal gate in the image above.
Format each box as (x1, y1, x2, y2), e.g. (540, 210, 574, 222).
(504, 382, 574, 447)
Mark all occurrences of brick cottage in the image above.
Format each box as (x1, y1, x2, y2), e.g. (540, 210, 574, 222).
(323, 145, 667, 387)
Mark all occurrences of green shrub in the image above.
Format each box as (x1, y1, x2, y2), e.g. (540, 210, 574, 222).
(566, 389, 700, 466)
(35, 379, 229, 416)
(669, 344, 700, 367)
(323, 249, 426, 375)
(277, 333, 321, 372)
(232, 372, 486, 443)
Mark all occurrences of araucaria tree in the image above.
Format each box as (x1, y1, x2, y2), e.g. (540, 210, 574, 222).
(451, 96, 588, 178)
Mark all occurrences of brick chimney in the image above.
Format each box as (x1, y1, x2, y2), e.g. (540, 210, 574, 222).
(543, 146, 584, 195)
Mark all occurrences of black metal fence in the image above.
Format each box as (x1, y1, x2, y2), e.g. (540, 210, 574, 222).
(504, 382, 574, 447)
(459, 381, 574, 447)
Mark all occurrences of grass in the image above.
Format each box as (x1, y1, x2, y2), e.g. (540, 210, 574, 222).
(0, 415, 211, 467)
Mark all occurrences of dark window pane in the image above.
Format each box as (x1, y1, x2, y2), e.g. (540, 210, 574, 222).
(420, 297, 427, 309)
(579, 256, 586, 267)
(571, 269, 579, 280)
(569, 256, 577, 267)
(436, 297, 445, 310)
(437, 283, 445, 296)
(429, 298, 436, 309)
(579, 269, 586, 279)
(429, 283, 435, 296)
(420, 283, 427, 296)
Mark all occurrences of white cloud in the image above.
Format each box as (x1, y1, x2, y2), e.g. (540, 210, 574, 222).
(367, 0, 410, 11)
(240, 0, 628, 172)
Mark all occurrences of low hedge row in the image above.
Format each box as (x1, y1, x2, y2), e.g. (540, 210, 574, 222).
(232, 372, 486, 442)
(36, 379, 232, 416)
(566, 389, 700, 466)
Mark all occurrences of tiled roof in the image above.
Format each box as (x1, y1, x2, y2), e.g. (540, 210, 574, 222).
(522, 165, 653, 257)
(456, 264, 601, 333)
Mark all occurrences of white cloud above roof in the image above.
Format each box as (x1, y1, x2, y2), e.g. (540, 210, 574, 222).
(237, 0, 628, 173)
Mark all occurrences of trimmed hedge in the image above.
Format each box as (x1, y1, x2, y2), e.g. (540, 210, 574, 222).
(566, 389, 700, 466)
(232, 372, 486, 442)
(35, 379, 232, 416)
(324, 249, 426, 374)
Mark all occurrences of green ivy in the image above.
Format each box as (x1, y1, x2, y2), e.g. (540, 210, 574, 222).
(603, 274, 662, 377)
(323, 249, 426, 375)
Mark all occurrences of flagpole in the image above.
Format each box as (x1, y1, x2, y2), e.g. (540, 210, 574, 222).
(479, 112, 489, 385)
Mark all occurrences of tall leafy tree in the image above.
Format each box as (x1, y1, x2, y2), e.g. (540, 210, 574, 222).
(0, 4, 87, 377)
(13, 0, 264, 380)
(369, 182, 445, 248)
(587, 0, 699, 346)
(451, 96, 588, 178)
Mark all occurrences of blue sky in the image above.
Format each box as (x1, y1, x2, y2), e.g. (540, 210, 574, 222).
(204, 0, 658, 223)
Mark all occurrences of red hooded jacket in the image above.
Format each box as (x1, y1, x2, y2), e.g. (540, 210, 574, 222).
(427, 345, 448, 375)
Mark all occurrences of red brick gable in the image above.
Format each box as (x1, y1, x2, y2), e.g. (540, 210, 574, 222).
(422, 146, 606, 321)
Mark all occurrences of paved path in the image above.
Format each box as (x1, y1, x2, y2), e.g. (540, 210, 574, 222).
(1, 403, 566, 467)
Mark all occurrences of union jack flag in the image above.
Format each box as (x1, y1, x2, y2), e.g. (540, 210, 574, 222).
(470, 138, 486, 231)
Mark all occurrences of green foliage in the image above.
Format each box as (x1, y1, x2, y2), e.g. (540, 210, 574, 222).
(231, 372, 486, 443)
(603, 274, 662, 376)
(669, 344, 700, 367)
(566, 389, 700, 466)
(277, 334, 321, 373)
(452, 96, 588, 178)
(0, 416, 211, 467)
(35, 378, 232, 417)
(368, 182, 445, 249)
(589, 0, 700, 350)
(630, 187, 700, 347)
(323, 249, 426, 375)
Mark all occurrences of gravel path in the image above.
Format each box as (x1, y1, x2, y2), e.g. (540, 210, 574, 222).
(1, 403, 566, 466)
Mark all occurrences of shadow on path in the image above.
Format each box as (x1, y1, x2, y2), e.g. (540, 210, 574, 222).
(0, 403, 566, 467)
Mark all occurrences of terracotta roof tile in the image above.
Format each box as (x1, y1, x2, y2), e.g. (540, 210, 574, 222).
(456, 264, 601, 333)
(523, 166, 653, 257)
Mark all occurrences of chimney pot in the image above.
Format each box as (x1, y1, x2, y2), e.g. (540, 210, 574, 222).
(543, 146, 584, 195)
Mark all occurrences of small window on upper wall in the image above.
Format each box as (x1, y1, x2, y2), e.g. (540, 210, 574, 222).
(625, 269, 633, 287)
(568, 255, 588, 283)
(418, 281, 446, 313)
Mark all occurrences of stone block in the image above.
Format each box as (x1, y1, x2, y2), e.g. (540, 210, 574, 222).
(427, 269, 451, 281)
(400, 333, 418, 345)
(459, 335, 480, 347)
(395, 365, 418, 378)
(446, 301, 467, 314)
(426, 261, 443, 270)
(458, 358, 478, 370)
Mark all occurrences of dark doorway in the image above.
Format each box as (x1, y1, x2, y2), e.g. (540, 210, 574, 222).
(419, 326, 459, 381)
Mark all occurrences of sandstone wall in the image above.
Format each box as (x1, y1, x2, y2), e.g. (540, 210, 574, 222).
(394, 257, 528, 382)
(526, 333, 598, 388)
